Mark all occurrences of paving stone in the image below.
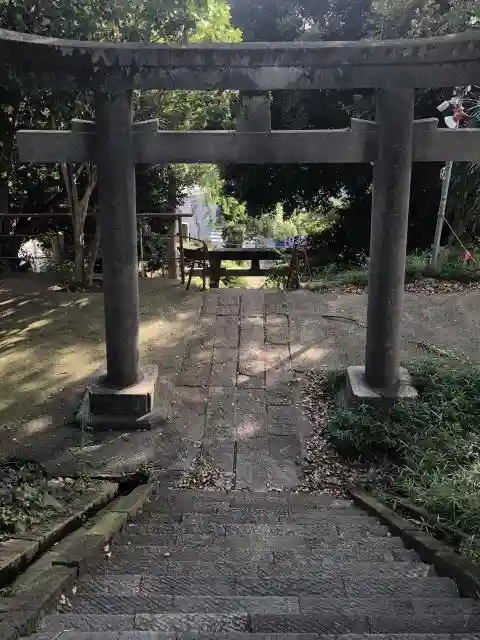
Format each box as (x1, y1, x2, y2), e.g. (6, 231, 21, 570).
(238, 348, 265, 378)
(172, 596, 299, 614)
(213, 348, 238, 364)
(264, 292, 287, 314)
(201, 439, 236, 476)
(251, 613, 368, 633)
(183, 510, 282, 525)
(228, 493, 288, 511)
(298, 596, 415, 615)
(240, 291, 264, 316)
(75, 575, 142, 597)
(273, 543, 405, 563)
(134, 613, 248, 632)
(210, 361, 237, 387)
(344, 577, 458, 598)
(217, 305, 240, 316)
(236, 389, 266, 413)
(236, 411, 267, 439)
(140, 575, 235, 596)
(68, 593, 173, 614)
(40, 614, 135, 632)
(265, 315, 290, 345)
(368, 614, 480, 633)
(260, 561, 428, 579)
(240, 315, 264, 327)
(267, 406, 299, 437)
(176, 363, 212, 388)
(265, 366, 294, 389)
(235, 575, 345, 596)
(265, 383, 294, 406)
(29, 633, 176, 640)
(237, 374, 265, 389)
(205, 388, 236, 437)
(214, 317, 240, 348)
(202, 293, 219, 316)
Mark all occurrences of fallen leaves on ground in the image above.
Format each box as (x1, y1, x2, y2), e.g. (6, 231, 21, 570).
(0, 460, 89, 540)
(175, 455, 232, 491)
(297, 371, 377, 496)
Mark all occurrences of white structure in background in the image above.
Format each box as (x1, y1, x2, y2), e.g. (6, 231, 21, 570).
(176, 185, 223, 247)
(18, 238, 48, 272)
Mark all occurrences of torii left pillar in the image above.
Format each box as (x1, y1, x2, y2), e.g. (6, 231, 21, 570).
(81, 91, 160, 429)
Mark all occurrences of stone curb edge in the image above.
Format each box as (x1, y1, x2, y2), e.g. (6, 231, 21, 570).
(0, 483, 154, 640)
(0, 481, 119, 590)
(348, 484, 480, 600)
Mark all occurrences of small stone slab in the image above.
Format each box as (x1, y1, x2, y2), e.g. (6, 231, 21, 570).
(266, 406, 298, 437)
(210, 361, 237, 387)
(235, 412, 267, 439)
(345, 365, 418, 407)
(265, 315, 289, 345)
(237, 374, 265, 389)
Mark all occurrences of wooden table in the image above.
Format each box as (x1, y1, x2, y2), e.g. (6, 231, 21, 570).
(184, 246, 284, 288)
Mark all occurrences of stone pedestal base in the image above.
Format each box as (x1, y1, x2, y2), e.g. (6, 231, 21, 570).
(344, 365, 418, 408)
(76, 365, 167, 430)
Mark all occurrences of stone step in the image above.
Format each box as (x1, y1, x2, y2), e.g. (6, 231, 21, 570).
(144, 491, 355, 514)
(89, 556, 429, 579)
(135, 510, 375, 526)
(28, 634, 480, 640)
(85, 564, 456, 596)
(121, 519, 390, 542)
(137, 506, 364, 524)
(36, 610, 480, 635)
(63, 593, 480, 616)
(96, 542, 418, 565)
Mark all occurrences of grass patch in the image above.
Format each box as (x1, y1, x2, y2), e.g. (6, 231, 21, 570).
(323, 357, 480, 555)
(307, 252, 480, 291)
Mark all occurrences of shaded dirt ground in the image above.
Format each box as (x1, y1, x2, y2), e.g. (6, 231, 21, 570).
(0, 274, 203, 472)
(1, 277, 479, 483)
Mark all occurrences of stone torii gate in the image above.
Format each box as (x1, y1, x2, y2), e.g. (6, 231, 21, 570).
(3, 29, 480, 425)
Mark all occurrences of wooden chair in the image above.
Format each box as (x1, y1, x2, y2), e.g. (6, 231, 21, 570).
(184, 241, 210, 291)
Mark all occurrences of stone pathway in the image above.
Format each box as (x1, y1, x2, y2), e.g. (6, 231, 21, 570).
(171, 289, 312, 491)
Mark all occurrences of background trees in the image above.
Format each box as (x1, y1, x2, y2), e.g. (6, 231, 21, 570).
(222, 0, 480, 265)
(0, 0, 239, 284)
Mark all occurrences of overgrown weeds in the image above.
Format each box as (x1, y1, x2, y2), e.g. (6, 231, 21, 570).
(322, 357, 480, 552)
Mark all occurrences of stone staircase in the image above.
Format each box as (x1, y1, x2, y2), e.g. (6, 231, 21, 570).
(30, 489, 480, 639)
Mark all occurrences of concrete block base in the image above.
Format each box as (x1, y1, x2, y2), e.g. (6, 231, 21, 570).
(76, 365, 168, 430)
(344, 365, 418, 407)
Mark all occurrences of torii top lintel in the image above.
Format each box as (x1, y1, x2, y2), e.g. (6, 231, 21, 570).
(1, 28, 480, 91)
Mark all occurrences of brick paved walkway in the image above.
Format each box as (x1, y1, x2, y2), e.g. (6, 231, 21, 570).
(171, 289, 312, 491)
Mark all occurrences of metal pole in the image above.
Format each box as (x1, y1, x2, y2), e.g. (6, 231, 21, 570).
(431, 161, 453, 269)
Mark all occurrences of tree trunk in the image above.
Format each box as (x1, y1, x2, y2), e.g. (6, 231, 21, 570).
(72, 216, 85, 284)
(83, 222, 101, 289)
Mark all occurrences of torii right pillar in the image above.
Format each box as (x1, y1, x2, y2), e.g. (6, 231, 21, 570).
(346, 88, 418, 405)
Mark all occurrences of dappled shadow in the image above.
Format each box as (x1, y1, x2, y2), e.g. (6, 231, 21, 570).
(0, 273, 203, 472)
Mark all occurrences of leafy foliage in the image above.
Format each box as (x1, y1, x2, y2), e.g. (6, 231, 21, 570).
(326, 357, 480, 539)
(0, 0, 240, 279)
(223, 0, 480, 263)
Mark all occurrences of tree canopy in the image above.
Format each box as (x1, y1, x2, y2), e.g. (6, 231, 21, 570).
(222, 0, 480, 263)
